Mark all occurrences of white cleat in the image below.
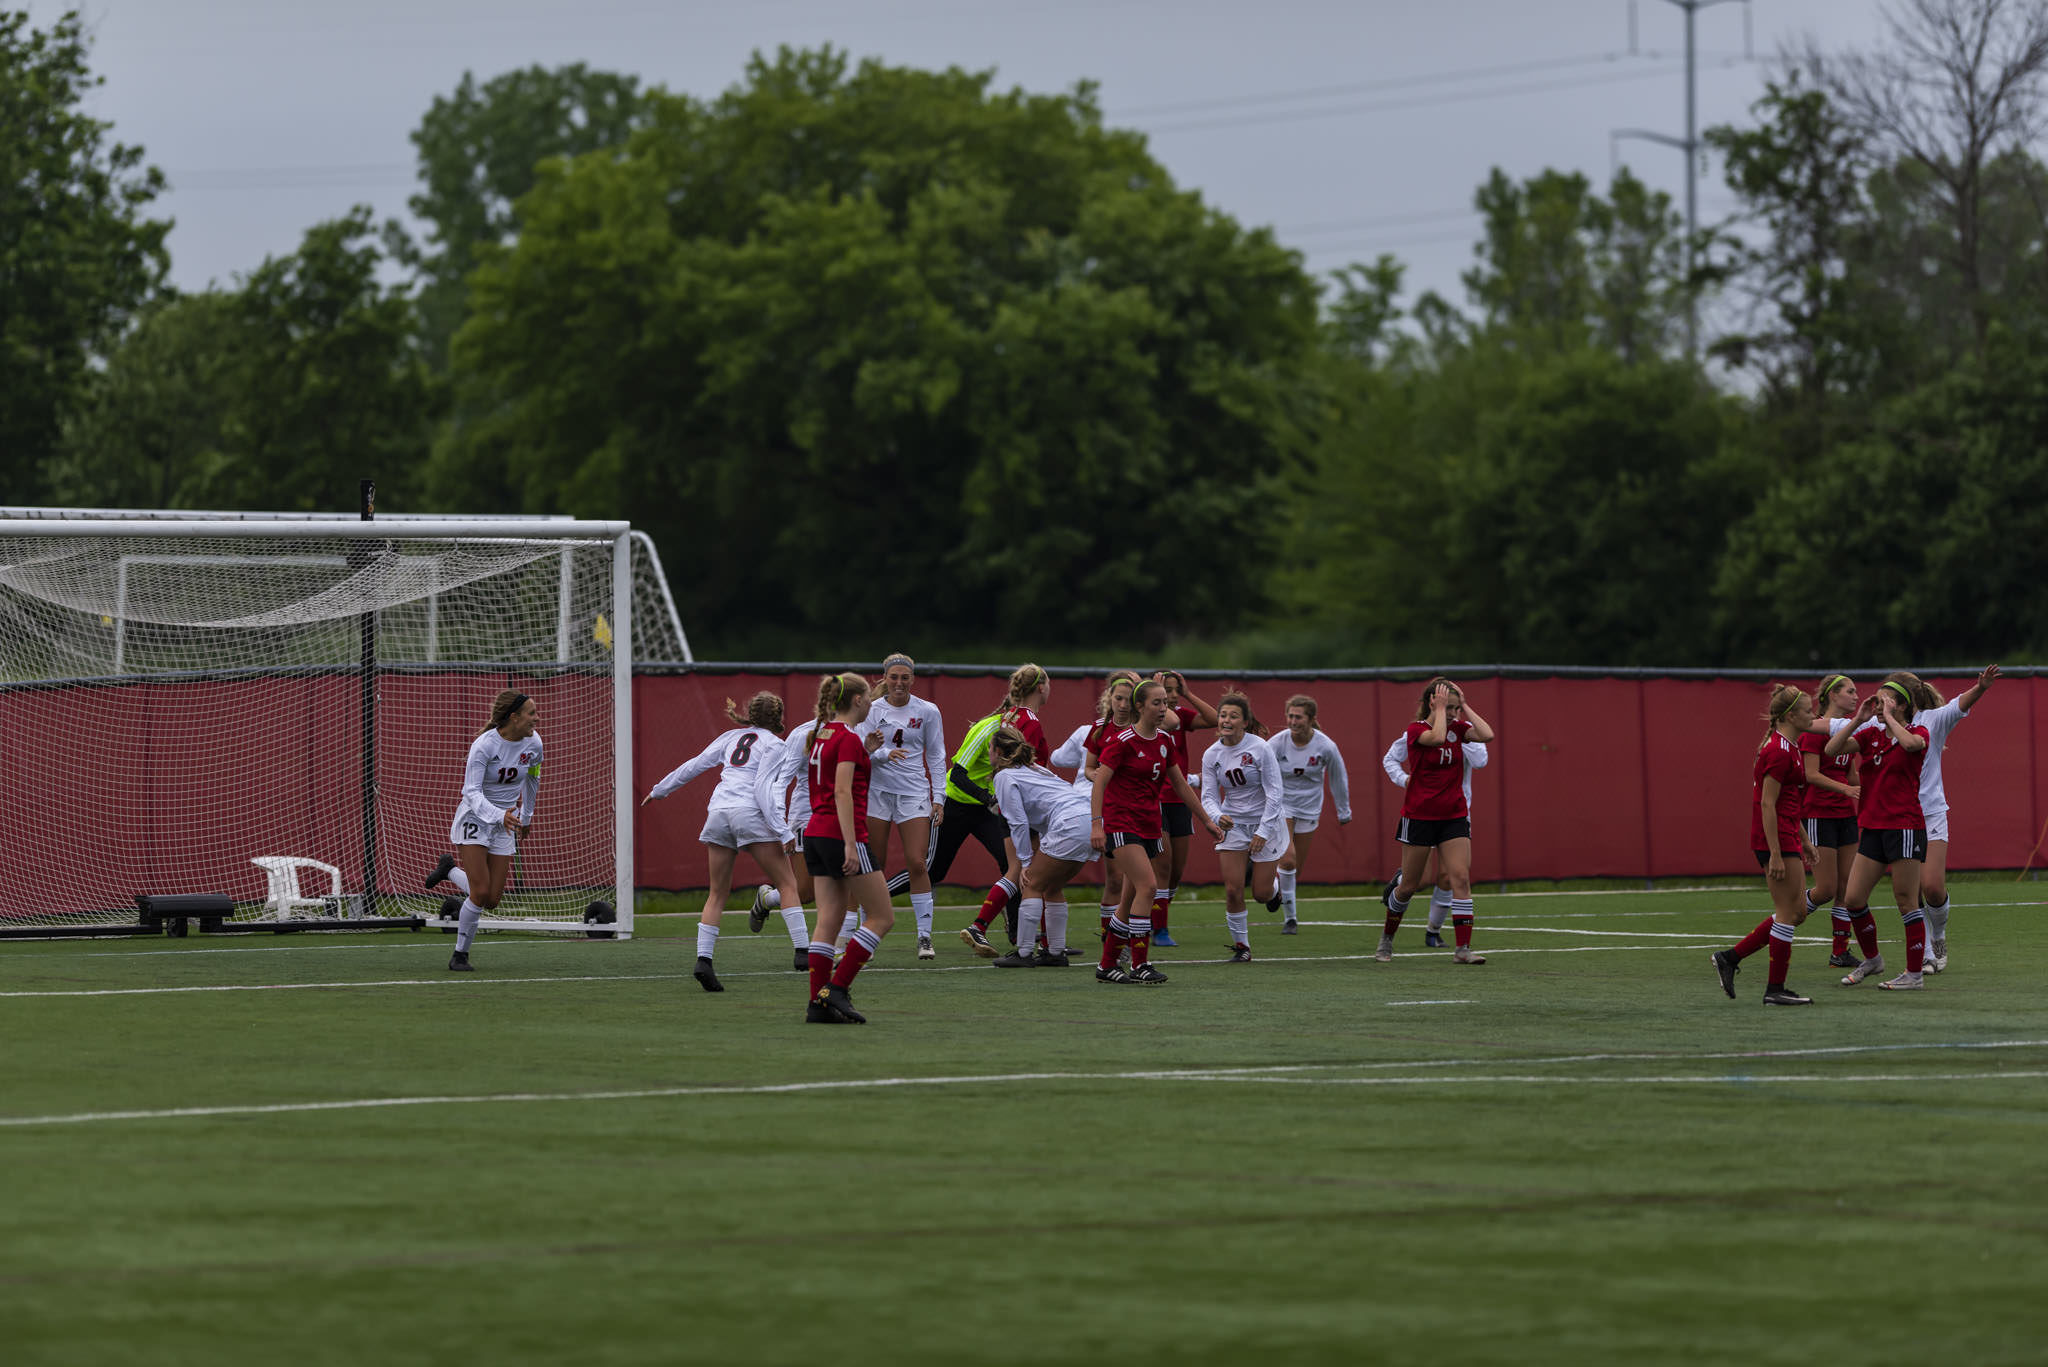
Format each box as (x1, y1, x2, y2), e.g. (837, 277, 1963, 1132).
(1840, 953, 1885, 986)
(1451, 946, 1486, 965)
(1374, 935, 1394, 963)
(747, 884, 773, 934)
(1877, 970, 1925, 991)
(916, 935, 936, 961)
(1926, 938, 1947, 973)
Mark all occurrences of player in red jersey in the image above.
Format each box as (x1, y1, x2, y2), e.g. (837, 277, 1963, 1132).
(1379, 678, 1494, 964)
(1089, 679, 1219, 985)
(956, 663, 1056, 949)
(801, 672, 893, 1023)
(1146, 669, 1216, 947)
(1082, 671, 1144, 938)
(1711, 685, 1819, 1005)
(1800, 673, 1864, 968)
(1824, 680, 1932, 990)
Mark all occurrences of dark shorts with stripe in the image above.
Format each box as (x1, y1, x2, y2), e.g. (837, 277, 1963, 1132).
(1397, 816, 1471, 847)
(1158, 803, 1194, 839)
(1106, 831, 1161, 858)
(1858, 828, 1927, 865)
(1804, 815, 1859, 849)
(804, 836, 876, 879)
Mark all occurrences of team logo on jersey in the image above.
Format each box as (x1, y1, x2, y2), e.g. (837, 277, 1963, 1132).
(518, 750, 535, 763)
(1308, 756, 1321, 767)
(907, 718, 921, 729)
(1239, 753, 1255, 766)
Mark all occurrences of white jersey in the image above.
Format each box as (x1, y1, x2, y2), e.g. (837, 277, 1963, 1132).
(1915, 697, 1970, 818)
(776, 719, 819, 830)
(1383, 736, 1490, 809)
(647, 727, 792, 841)
(864, 695, 947, 802)
(1200, 734, 1287, 847)
(993, 764, 1092, 867)
(1051, 722, 1093, 788)
(459, 727, 543, 827)
(1270, 729, 1352, 821)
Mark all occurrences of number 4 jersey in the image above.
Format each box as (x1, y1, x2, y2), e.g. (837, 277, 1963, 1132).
(459, 727, 543, 829)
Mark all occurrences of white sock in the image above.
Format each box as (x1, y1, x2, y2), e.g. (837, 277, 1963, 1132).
(781, 907, 809, 948)
(1016, 897, 1044, 951)
(835, 910, 860, 953)
(763, 886, 782, 910)
(1927, 895, 1951, 939)
(1226, 909, 1248, 945)
(447, 865, 471, 895)
(1045, 901, 1069, 954)
(696, 922, 719, 960)
(456, 899, 481, 953)
(1278, 868, 1297, 915)
(913, 891, 934, 938)
(1428, 887, 1452, 933)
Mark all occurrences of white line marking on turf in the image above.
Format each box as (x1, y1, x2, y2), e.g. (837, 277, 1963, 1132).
(0, 974, 693, 999)
(1171, 1071, 2048, 1088)
(1386, 1000, 1477, 1006)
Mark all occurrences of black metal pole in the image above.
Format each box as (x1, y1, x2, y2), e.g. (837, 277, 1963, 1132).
(356, 479, 379, 913)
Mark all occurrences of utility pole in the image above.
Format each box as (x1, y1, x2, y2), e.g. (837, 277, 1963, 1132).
(1611, 0, 1752, 357)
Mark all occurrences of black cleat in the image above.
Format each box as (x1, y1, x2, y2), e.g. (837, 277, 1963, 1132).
(823, 984, 866, 1024)
(1762, 983, 1813, 1006)
(1827, 951, 1861, 969)
(1095, 964, 1131, 984)
(991, 950, 1036, 968)
(1032, 948, 1071, 967)
(959, 925, 996, 957)
(1264, 892, 1284, 914)
(1129, 962, 1169, 984)
(1381, 872, 1401, 915)
(1226, 943, 1253, 963)
(1424, 930, 1446, 948)
(1711, 950, 1738, 999)
(447, 950, 473, 972)
(793, 946, 811, 972)
(805, 999, 845, 1024)
(693, 957, 724, 993)
(1004, 901, 1020, 946)
(426, 853, 456, 890)
(748, 885, 773, 934)
(1281, 919, 1298, 936)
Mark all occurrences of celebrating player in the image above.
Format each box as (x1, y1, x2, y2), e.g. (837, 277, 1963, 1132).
(1379, 679, 1493, 964)
(1711, 684, 1818, 1005)
(802, 673, 894, 1023)
(864, 653, 947, 961)
(1147, 669, 1215, 946)
(642, 693, 802, 994)
(1824, 679, 1932, 991)
(1080, 671, 1145, 937)
(1897, 664, 2000, 971)
(431, 688, 542, 973)
(1381, 730, 1490, 948)
(751, 709, 830, 969)
(1269, 695, 1352, 934)
(988, 725, 1096, 968)
(1200, 693, 1287, 962)
(1799, 673, 1864, 969)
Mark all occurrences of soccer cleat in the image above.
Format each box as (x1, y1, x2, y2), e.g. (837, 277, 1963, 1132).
(748, 885, 772, 934)
(959, 925, 997, 958)
(693, 957, 724, 993)
(1226, 943, 1253, 963)
(991, 949, 1036, 968)
(1264, 892, 1284, 913)
(805, 999, 844, 1024)
(1927, 938, 1947, 973)
(1762, 983, 1813, 1005)
(1424, 930, 1446, 948)
(823, 984, 867, 1023)
(1374, 935, 1394, 963)
(1004, 902, 1020, 946)
(917, 935, 936, 961)
(1451, 946, 1486, 965)
(1710, 950, 1738, 998)
(1032, 947, 1071, 967)
(1281, 918, 1298, 936)
(1153, 930, 1179, 947)
(1827, 951, 1861, 969)
(1095, 964, 1132, 984)
(447, 950, 473, 972)
(1840, 953, 1885, 986)
(1877, 971, 1925, 991)
(1129, 962, 1169, 984)
(1380, 879, 1399, 916)
(425, 853, 456, 890)
(792, 947, 809, 972)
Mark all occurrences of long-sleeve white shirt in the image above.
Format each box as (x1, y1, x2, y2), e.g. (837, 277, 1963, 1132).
(1051, 722, 1093, 789)
(776, 719, 819, 832)
(461, 728, 543, 827)
(864, 695, 947, 803)
(1201, 734, 1287, 848)
(647, 726, 792, 841)
(994, 764, 1091, 869)
(1916, 697, 1971, 818)
(1270, 729, 1352, 821)
(1383, 734, 1489, 808)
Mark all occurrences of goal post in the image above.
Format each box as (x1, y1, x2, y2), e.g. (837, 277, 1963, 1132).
(0, 517, 635, 940)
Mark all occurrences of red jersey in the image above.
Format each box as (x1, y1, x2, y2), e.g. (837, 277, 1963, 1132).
(1096, 726, 1177, 839)
(1854, 719, 1929, 831)
(1400, 718, 1473, 820)
(804, 721, 872, 843)
(1751, 731, 1806, 853)
(1005, 705, 1050, 768)
(1084, 716, 1120, 762)
(1798, 730, 1856, 819)
(1160, 702, 1199, 807)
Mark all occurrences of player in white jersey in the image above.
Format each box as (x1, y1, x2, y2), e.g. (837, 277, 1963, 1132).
(1267, 695, 1352, 933)
(1896, 664, 2000, 971)
(426, 688, 542, 972)
(1200, 694, 1287, 962)
(986, 725, 1098, 968)
(1381, 730, 1491, 947)
(750, 714, 841, 966)
(862, 653, 948, 959)
(643, 693, 809, 993)
(1050, 722, 1093, 786)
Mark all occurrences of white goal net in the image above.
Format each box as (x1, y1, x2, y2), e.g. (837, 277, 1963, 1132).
(0, 518, 634, 938)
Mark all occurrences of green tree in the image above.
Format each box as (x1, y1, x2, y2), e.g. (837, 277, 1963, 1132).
(0, 8, 168, 496)
(434, 47, 1319, 651)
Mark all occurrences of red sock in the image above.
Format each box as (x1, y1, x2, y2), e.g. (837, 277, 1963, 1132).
(1129, 916, 1151, 967)
(1730, 917, 1773, 962)
(808, 949, 833, 1000)
(831, 933, 876, 989)
(1904, 915, 1926, 973)
(1382, 909, 1404, 939)
(1850, 909, 1879, 959)
(1453, 914, 1473, 950)
(1830, 910, 1850, 957)
(1099, 922, 1127, 972)
(1151, 894, 1170, 930)
(974, 879, 1015, 930)
(1767, 925, 1793, 986)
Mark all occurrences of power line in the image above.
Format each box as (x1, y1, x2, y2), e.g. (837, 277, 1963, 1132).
(1109, 51, 1642, 119)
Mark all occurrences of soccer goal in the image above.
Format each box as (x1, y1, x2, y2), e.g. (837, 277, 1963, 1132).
(0, 517, 636, 939)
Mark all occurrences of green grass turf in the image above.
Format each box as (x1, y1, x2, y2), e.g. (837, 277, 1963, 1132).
(4, 884, 2046, 1365)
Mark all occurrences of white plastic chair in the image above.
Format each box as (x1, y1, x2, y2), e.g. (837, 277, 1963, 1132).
(250, 856, 343, 921)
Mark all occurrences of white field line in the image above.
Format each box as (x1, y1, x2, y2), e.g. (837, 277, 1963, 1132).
(7, 1044, 2048, 1128)
(1386, 1000, 1477, 1006)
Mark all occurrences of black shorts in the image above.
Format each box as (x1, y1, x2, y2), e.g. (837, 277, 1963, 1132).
(1159, 803, 1194, 839)
(1106, 831, 1161, 857)
(1858, 828, 1927, 865)
(1397, 816, 1471, 847)
(804, 836, 876, 879)
(1754, 846, 1803, 869)
(1804, 815, 1859, 849)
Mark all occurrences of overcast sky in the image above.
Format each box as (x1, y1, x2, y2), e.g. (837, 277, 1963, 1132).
(65, 0, 1889, 308)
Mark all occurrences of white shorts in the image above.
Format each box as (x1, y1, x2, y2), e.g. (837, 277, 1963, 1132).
(1284, 810, 1320, 835)
(1218, 825, 1290, 863)
(450, 808, 517, 856)
(1926, 809, 1950, 844)
(867, 788, 935, 824)
(1032, 816, 1101, 866)
(700, 807, 782, 849)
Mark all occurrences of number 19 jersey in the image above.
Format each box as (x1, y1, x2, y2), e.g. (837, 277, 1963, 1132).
(1400, 718, 1472, 821)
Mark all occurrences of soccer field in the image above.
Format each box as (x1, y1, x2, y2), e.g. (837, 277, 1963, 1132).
(5, 884, 2046, 1365)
